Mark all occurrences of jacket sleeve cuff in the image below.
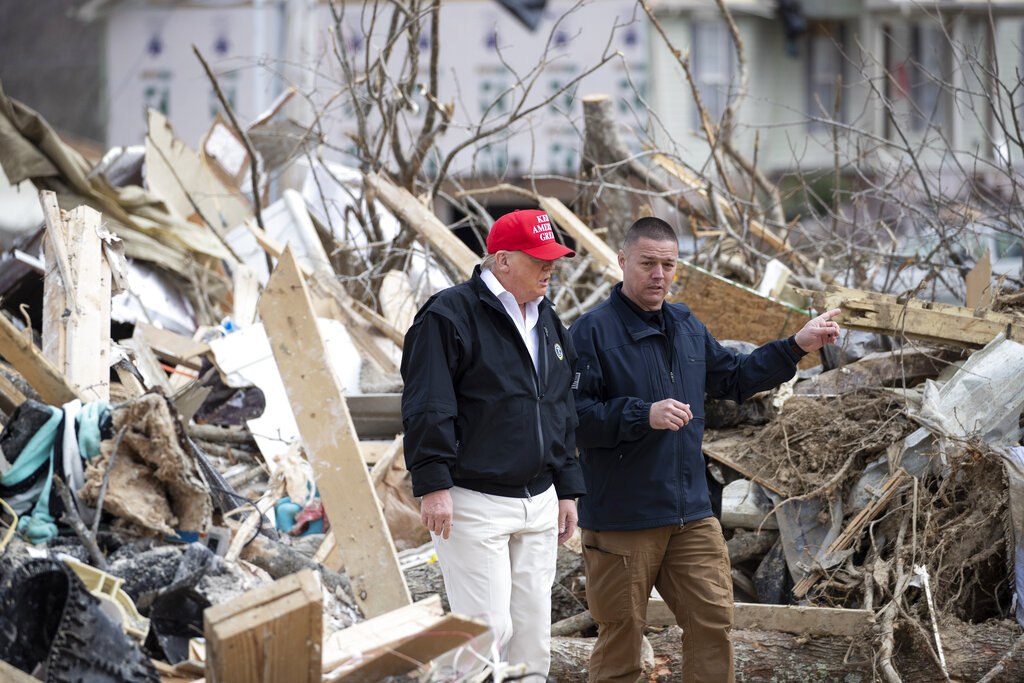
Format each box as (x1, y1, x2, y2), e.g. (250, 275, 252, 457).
(410, 462, 454, 497)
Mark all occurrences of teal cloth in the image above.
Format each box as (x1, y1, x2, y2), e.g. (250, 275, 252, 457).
(75, 400, 108, 462)
(0, 406, 62, 544)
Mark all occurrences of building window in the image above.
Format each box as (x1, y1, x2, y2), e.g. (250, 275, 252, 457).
(806, 22, 844, 129)
(911, 20, 949, 130)
(691, 19, 735, 129)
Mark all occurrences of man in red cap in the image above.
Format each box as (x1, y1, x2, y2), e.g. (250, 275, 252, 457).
(401, 209, 585, 680)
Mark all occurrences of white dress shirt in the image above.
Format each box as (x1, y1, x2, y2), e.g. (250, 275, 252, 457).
(481, 267, 541, 372)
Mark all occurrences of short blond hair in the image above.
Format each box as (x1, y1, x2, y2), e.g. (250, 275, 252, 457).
(481, 252, 498, 271)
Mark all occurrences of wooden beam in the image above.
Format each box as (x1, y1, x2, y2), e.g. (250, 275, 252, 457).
(204, 568, 322, 683)
(40, 193, 111, 401)
(364, 172, 478, 281)
(792, 469, 910, 598)
(312, 531, 344, 573)
(802, 284, 1023, 348)
(259, 245, 411, 617)
(370, 434, 404, 487)
(538, 196, 623, 285)
(323, 595, 490, 682)
(0, 371, 27, 415)
(0, 313, 84, 405)
(646, 598, 874, 637)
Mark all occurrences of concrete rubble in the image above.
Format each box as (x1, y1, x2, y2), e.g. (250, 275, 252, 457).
(1, 83, 1024, 683)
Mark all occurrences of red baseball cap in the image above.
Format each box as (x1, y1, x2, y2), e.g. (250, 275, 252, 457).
(486, 210, 575, 260)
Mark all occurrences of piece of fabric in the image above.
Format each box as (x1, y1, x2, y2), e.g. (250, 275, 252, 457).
(0, 405, 63, 544)
(582, 518, 735, 683)
(401, 266, 583, 500)
(570, 283, 800, 531)
(75, 400, 109, 462)
(432, 485, 559, 681)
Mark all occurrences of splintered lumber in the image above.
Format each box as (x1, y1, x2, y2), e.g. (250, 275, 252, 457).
(146, 108, 252, 234)
(232, 264, 260, 327)
(259, 245, 411, 617)
(646, 598, 874, 637)
(40, 192, 111, 401)
(204, 568, 321, 683)
(669, 261, 813, 368)
(380, 270, 418, 337)
(0, 371, 26, 414)
(133, 322, 209, 371)
(0, 313, 84, 405)
(364, 172, 478, 280)
(792, 469, 910, 598)
(803, 284, 1024, 348)
(248, 223, 398, 374)
(322, 596, 490, 682)
(538, 196, 624, 285)
(794, 346, 965, 395)
(0, 658, 41, 683)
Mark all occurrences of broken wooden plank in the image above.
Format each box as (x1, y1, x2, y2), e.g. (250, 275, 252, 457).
(965, 250, 993, 311)
(134, 322, 208, 371)
(259, 245, 411, 617)
(792, 469, 910, 598)
(204, 568, 321, 683)
(370, 434, 404, 488)
(646, 598, 874, 637)
(794, 346, 965, 396)
(40, 193, 111, 401)
(122, 333, 173, 394)
(232, 263, 260, 327)
(312, 531, 344, 573)
(803, 284, 1023, 348)
(538, 196, 623, 285)
(146, 108, 252, 235)
(322, 595, 489, 682)
(0, 370, 27, 415)
(364, 172, 478, 281)
(0, 313, 84, 405)
(248, 222, 399, 374)
(670, 261, 814, 368)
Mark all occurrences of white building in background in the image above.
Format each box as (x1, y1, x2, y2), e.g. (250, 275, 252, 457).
(648, 0, 1024, 173)
(87, 0, 1024, 178)
(94, 0, 649, 179)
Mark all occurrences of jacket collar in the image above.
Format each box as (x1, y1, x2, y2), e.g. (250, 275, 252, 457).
(609, 283, 667, 342)
(471, 265, 552, 315)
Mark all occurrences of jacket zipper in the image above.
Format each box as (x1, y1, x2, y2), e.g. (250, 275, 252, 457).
(526, 326, 550, 498)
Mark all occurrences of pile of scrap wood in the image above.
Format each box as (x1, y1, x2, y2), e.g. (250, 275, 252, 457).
(2, 88, 1024, 683)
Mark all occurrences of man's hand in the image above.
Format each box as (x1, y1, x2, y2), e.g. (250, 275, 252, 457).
(793, 308, 842, 353)
(421, 489, 454, 539)
(557, 499, 578, 546)
(649, 398, 692, 430)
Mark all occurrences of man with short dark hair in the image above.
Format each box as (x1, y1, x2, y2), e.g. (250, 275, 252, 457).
(402, 209, 585, 680)
(570, 216, 840, 683)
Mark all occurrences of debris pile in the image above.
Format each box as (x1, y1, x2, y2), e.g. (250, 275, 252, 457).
(1, 77, 1024, 683)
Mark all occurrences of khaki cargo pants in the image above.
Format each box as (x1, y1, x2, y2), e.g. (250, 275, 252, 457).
(581, 517, 735, 683)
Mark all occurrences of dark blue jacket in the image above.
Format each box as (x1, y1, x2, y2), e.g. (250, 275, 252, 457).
(569, 285, 801, 530)
(401, 267, 585, 500)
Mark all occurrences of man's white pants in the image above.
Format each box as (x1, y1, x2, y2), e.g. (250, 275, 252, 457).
(433, 484, 558, 681)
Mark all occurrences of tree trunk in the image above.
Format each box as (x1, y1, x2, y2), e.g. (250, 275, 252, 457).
(549, 619, 1024, 682)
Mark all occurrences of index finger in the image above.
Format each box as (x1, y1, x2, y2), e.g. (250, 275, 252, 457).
(818, 308, 841, 323)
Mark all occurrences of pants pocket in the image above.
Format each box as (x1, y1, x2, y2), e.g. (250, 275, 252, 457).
(582, 532, 633, 624)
